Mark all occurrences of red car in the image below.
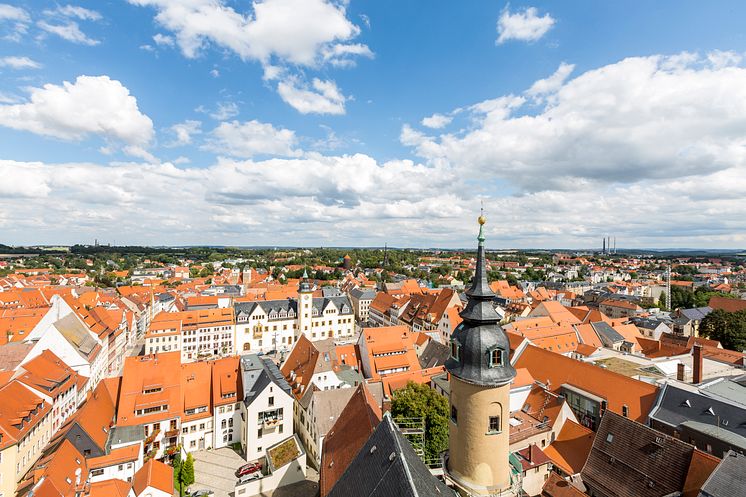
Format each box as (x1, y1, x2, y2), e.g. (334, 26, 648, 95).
(235, 462, 261, 478)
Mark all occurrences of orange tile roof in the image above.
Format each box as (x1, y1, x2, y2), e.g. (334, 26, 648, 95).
(574, 323, 603, 348)
(320, 382, 382, 496)
(0, 307, 46, 343)
(515, 345, 659, 423)
(0, 380, 52, 449)
(133, 459, 173, 496)
(87, 443, 140, 469)
(16, 349, 77, 399)
(87, 479, 133, 497)
(380, 366, 445, 397)
(29, 439, 87, 497)
(708, 295, 746, 313)
(212, 356, 240, 407)
(681, 449, 720, 497)
(181, 360, 212, 421)
(543, 420, 594, 475)
(117, 352, 182, 426)
(542, 472, 587, 497)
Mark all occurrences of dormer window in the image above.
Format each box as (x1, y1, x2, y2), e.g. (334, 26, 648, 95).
(488, 347, 503, 368)
(450, 340, 460, 362)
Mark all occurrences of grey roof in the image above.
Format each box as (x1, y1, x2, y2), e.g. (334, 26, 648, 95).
(418, 340, 450, 369)
(106, 425, 145, 451)
(680, 307, 713, 322)
(698, 451, 746, 497)
(234, 295, 353, 321)
(55, 313, 98, 357)
(157, 293, 175, 303)
(700, 378, 746, 407)
(649, 383, 746, 446)
(591, 321, 625, 346)
(327, 413, 454, 497)
(350, 287, 377, 301)
(630, 316, 672, 330)
(322, 287, 344, 298)
(240, 353, 292, 406)
(445, 226, 516, 387)
(304, 386, 356, 437)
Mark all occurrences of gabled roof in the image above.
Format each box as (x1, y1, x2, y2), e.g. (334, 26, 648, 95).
(132, 459, 173, 496)
(649, 382, 746, 450)
(541, 472, 586, 497)
(320, 383, 382, 495)
(543, 420, 594, 475)
(515, 345, 658, 423)
(581, 411, 696, 497)
(326, 413, 453, 497)
(241, 354, 292, 406)
(0, 380, 52, 448)
(698, 450, 746, 497)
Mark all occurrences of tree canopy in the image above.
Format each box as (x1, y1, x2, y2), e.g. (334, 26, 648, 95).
(390, 381, 449, 462)
(700, 309, 746, 352)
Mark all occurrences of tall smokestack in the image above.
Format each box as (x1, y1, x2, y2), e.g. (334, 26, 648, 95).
(603, 237, 606, 254)
(693, 344, 703, 384)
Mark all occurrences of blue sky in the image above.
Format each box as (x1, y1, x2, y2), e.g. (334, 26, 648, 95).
(2, 1, 746, 248)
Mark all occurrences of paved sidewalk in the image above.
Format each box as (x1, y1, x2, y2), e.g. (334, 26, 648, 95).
(191, 448, 245, 497)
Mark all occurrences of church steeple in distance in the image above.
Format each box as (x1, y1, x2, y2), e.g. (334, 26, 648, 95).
(444, 211, 517, 496)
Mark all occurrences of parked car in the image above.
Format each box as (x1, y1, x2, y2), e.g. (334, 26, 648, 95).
(235, 462, 261, 478)
(238, 471, 262, 483)
(190, 491, 214, 497)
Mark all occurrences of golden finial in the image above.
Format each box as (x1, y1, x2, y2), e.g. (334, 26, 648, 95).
(478, 200, 486, 225)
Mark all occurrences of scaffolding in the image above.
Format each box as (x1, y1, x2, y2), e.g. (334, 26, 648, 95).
(393, 417, 441, 468)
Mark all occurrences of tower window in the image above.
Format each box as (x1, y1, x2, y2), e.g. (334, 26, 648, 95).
(488, 416, 501, 434)
(450, 405, 458, 424)
(489, 348, 502, 367)
(450, 341, 460, 362)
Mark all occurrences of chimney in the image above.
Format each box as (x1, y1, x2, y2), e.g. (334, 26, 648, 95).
(693, 344, 703, 384)
(677, 363, 686, 382)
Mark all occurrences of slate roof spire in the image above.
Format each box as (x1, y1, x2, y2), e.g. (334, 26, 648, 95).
(445, 211, 516, 386)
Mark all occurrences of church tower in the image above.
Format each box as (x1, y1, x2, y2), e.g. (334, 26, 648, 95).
(445, 214, 517, 496)
(296, 269, 314, 343)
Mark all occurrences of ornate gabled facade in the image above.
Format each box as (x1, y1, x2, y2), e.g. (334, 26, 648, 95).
(445, 214, 517, 496)
(234, 273, 355, 354)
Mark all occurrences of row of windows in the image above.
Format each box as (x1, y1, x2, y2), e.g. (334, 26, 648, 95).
(450, 342, 504, 367)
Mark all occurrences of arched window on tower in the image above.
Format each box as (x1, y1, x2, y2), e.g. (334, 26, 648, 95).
(488, 346, 503, 367)
(487, 402, 503, 435)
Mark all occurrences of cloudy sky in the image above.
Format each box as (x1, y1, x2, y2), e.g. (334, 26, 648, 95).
(1, 1, 746, 249)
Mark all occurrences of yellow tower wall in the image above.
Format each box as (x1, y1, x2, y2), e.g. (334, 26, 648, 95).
(448, 375, 512, 495)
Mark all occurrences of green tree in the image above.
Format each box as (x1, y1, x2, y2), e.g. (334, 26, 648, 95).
(390, 382, 449, 462)
(700, 309, 746, 351)
(172, 453, 184, 496)
(182, 453, 195, 488)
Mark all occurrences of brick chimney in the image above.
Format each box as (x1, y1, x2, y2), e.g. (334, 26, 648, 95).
(677, 362, 686, 382)
(693, 344, 703, 384)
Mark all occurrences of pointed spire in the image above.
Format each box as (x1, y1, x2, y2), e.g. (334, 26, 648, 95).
(466, 206, 495, 300)
(302, 268, 309, 279)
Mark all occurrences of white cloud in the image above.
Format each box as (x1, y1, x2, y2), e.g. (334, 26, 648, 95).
(0, 75, 153, 153)
(204, 119, 301, 158)
(526, 62, 574, 98)
(497, 5, 555, 44)
(38, 20, 100, 45)
(402, 52, 746, 194)
(0, 3, 30, 41)
(128, 0, 369, 114)
(277, 77, 346, 115)
(38, 4, 102, 45)
(0, 56, 41, 69)
(153, 32, 174, 46)
(208, 101, 239, 121)
(44, 5, 102, 21)
(421, 113, 452, 129)
(128, 0, 368, 64)
(167, 120, 202, 146)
